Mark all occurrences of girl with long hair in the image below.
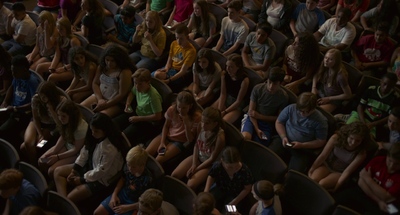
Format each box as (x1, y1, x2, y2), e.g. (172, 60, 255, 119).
(187, 0, 216, 48)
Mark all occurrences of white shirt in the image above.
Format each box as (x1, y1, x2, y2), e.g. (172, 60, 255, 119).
(318, 18, 356, 48)
(11, 14, 36, 46)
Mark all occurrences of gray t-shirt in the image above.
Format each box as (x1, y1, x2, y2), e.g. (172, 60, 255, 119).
(293, 4, 325, 33)
(220, 17, 249, 52)
(251, 83, 288, 116)
(361, 7, 399, 37)
(244, 32, 276, 65)
(277, 104, 328, 142)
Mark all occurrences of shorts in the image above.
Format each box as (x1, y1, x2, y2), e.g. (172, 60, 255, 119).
(101, 190, 135, 215)
(151, 67, 185, 85)
(241, 114, 272, 146)
(168, 139, 186, 151)
(225, 94, 246, 111)
(85, 181, 107, 194)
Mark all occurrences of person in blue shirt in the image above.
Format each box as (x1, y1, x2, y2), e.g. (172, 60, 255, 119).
(0, 169, 41, 215)
(106, 6, 137, 48)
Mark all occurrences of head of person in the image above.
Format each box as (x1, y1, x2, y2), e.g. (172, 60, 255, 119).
(37, 81, 64, 108)
(305, 0, 318, 10)
(68, 46, 97, 74)
(81, 0, 104, 18)
(0, 169, 23, 199)
(56, 17, 73, 38)
(323, 48, 342, 70)
(387, 143, 400, 173)
(318, 48, 344, 86)
(100, 44, 136, 72)
(193, 192, 216, 215)
(126, 145, 148, 176)
(388, 107, 400, 132)
(39, 11, 56, 35)
(379, 72, 397, 95)
(11, 2, 26, 21)
(138, 189, 164, 215)
(252, 180, 275, 202)
(120, 6, 136, 25)
(175, 90, 197, 118)
(266, 67, 285, 94)
(56, 100, 82, 143)
(193, 0, 210, 35)
(255, 22, 272, 44)
(374, 22, 389, 44)
(144, 11, 162, 32)
(337, 122, 370, 151)
(175, 24, 190, 47)
(89, 112, 127, 156)
(11, 55, 30, 79)
(292, 32, 320, 74)
(195, 48, 216, 74)
(221, 146, 241, 170)
(226, 54, 246, 80)
(336, 8, 351, 28)
(193, 0, 208, 18)
(227, 0, 242, 21)
(296, 92, 317, 117)
(202, 107, 223, 133)
(132, 68, 151, 93)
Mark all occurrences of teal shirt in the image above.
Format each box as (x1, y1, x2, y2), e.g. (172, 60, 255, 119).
(132, 85, 162, 116)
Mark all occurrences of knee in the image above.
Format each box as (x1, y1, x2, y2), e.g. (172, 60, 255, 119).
(48, 166, 56, 178)
(242, 132, 252, 141)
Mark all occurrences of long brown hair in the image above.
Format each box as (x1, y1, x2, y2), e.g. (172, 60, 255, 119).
(193, 0, 212, 37)
(336, 121, 370, 150)
(315, 48, 347, 88)
(202, 107, 223, 146)
(56, 100, 83, 143)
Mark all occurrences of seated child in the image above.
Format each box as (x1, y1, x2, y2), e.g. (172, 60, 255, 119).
(94, 145, 154, 215)
(249, 180, 282, 215)
(0, 169, 41, 215)
(133, 188, 179, 215)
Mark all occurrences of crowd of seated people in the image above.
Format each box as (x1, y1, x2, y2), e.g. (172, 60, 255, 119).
(1, 0, 400, 213)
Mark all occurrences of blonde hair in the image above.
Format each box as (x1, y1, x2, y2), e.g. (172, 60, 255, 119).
(316, 48, 347, 88)
(39, 11, 55, 36)
(194, 192, 215, 215)
(56, 17, 73, 38)
(126, 145, 148, 166)
(143, 11, 163, 33)
(139, 189, 164, 212)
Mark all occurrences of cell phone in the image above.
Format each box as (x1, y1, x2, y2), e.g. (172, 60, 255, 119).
(261, 133, 268, 140)
(225, 205, 237, 213)
(166, 25, 172, 29)
(40, 157, 49, 163)
(0, 108, 7, 112)
(37, 140, 48, 148)
(158, 147, 166, 155)
(387, 204, 398, 214)
(286, 142, 293, 147)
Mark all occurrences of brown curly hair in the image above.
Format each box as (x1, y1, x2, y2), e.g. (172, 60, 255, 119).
(336, 121, 370, 150)
(294, 32, 320, 78)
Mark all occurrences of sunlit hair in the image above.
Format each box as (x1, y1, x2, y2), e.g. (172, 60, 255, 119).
(39, 11, 56, 36)
(336, 121, 370, 149)
(143, 11, 163, 33)
(139, 189, 164, 212)
(227, 54, 247, 79)
(296, 92, 317, 111)
(294, 32, 320, 77)
(99, 44, 136, 72)
(0, 169, 23, 189)
(202, 107, 223, 145)
(194, 192, 216, 215)
(126, 145, 148, 167)
(315, 48, 347, 88)
(194, 48, 216, 74)
(68, 46, 98, 75)
(192, 0, 212, 37)
(221, 146, 241, 164)
(56, 100, 82, 143)
(174, 90, 199, 120)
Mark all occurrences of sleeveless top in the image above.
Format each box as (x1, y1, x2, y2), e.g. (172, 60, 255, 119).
(37, 28, 55, 57)
(59, 37, 72, 65)
(99, 69, 121, 100)
(197, 128, 224, 163)
(326, 146, 359, 172)
(225, 73, 246, 98)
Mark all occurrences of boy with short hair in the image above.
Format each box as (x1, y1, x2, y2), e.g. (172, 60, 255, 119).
(2, 2, 36, 56)
(241, 67, 288, 146)
(0, 169, 41, 215)
(242, 22, 276, 79)
(289, 0, 325, 37)
(213, 0, 249, 56)
(351, 23, 395, 76)
(107, 6, 137, 47)
(114, 68, 163, 146)
(152, 24, 196, 91)
(341, 72, 400, 137)
(0, 55, 40, 145)
(335, 144, 400, 214)
(94, 145, 154, 215)
(136, 189, 179, 215)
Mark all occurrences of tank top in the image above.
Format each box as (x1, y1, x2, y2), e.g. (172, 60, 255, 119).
(326, 146, 359, 172)
(37, 29, 55, 57)
(59, 37, 72, 65)
(225, 73, 246, 98)
(197, 128, 224, 163)
(99, 69, 121, 100)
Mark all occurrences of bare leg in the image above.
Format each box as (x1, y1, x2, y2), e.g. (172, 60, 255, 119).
(20, 122, 38, 164)
(54, 164, 74, 197)
(68, 184, 93, 203)
(155, 143, 181, 164)
(146, 135, 162, 157)
(171, 155, 193, 180)
(187, 168, 210, 190)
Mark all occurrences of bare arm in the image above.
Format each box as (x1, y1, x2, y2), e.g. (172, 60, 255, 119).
(218, 73, 227, 110)
(335, 150, 366, 191)
(214, 33, 225, 52)
(204, 175, 215, 192)
(309, 134, 337, 175)
(230, 184, 252, 205)
(222, 41, 242, 56)
(196, 132, 226, 171)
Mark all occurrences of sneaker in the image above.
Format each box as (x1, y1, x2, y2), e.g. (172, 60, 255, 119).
(334, 113, 350, 122)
